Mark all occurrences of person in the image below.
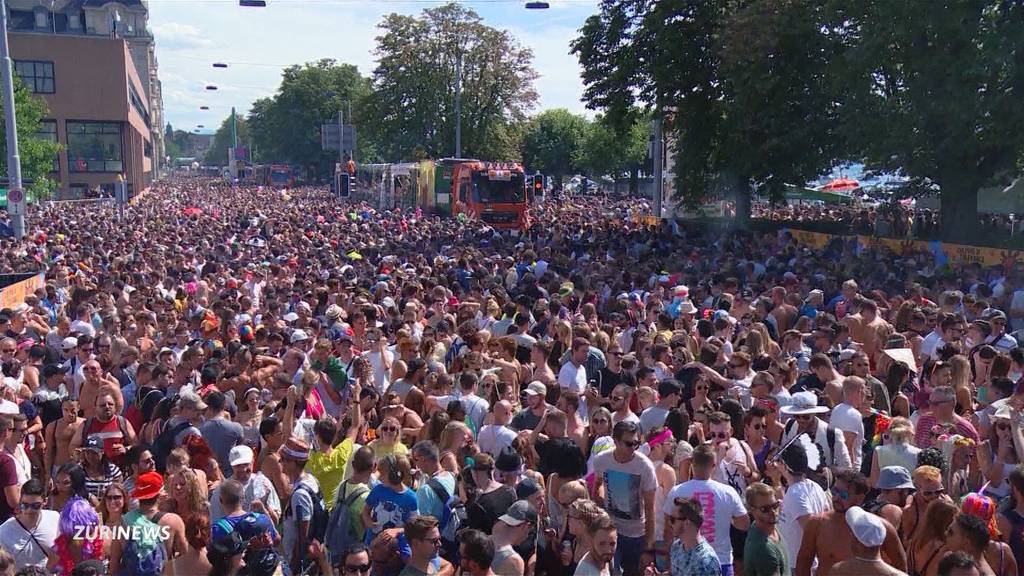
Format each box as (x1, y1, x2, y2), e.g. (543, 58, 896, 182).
(943, 514, 998, 576)
(411, 440, 456, 531)
(661, 496, 721, 576)
(79, 434, 124, 502)
(108, 470, 187, 574)
(592, 420, 658, 576)
(663, 443, 749, 574)
(767, 439, 832, 570)
(362, 453, 418, 542)
(486, 499, 533, 575)
(206, 530, 247, 576)
(796, 470, 907, 576)
(459, 528, 496, 576)
(869, 465, 916, 531)
(959, 493, 1017, 576)
(829, 506, 909, 576)
(209, 444, 281, 523)
(478, 400, 517, 457)
(467, 453, 517, 535)
(339, 543, 372, 576)
(778, 391, 852, 476)
(902, 465, 948, 544)
(0, 414, 21, 523)
(640, 379, 682, 435)
(399, 515, 445, 576)
(166, 514, 213, 576)
(52, 496, 102, 575)
(913, 386, 979, 448)
(995, 467, 1024, 576)
(335, 446, 375, 545)
(830, 377, 868, 472)
(307, 401, 360, 511)
(279, 437, 327, 575)
(43, 398, 82, 488)
(869, 419, 921, 489)
(0, 478, 58, 569)
(575, 513, 618, 576)
(742, 482, 788, 576)
(907, 498, 958, 576)
(199, 390, 244, 477)
(210, 479, 280, 545)
(938, 552, 983, 576)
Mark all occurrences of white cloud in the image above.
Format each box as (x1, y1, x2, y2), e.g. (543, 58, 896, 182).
(150, 22, 217, 50)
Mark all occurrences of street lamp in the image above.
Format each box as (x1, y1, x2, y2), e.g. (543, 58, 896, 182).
(0, 0, 25, 238)
(212, 63, 228, 68)
(197, 125, 204, 128)
(206, 85, 218, 90)
(525, 2, 550, 8)
(239, 0, 267, 6)
(200, 106, 209, 110)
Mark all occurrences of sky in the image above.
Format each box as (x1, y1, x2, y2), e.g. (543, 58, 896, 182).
(148, 0, 600, 137)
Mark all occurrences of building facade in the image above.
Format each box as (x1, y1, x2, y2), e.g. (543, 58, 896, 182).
(7, 0, 164, 180)
(10, 33, 152, 198)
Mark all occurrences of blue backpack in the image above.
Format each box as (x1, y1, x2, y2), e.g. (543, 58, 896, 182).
(323, 481, 369, 565)
(118, 510, 168, 576)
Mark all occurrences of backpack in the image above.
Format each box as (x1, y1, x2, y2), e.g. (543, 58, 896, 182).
(119, 510, 168, 576)
(324, 481, 370, 565)
(284, 482, 330, 573)
(79, 415, 130, 448)
(426, 477, 466, 563)
(153, 420, 195, 473)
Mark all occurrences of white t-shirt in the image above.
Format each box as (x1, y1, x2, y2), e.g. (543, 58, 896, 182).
(477, 424, 517, 456)
(663, 478, 747, 565)
(0, 510, 60, 568)
(364, 350, 394, 392)
(829, 403, 864, 471)
(779, 478, 832, 569)
(593, 450, 658, 538)
(559, 361, 589, 421)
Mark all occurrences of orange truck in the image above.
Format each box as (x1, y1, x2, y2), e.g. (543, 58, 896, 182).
(442, 160, 531, 230)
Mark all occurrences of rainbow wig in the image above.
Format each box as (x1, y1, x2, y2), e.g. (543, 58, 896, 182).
(961, 492, 1001, 539)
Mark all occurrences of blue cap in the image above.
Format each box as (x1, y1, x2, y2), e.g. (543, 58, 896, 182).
(234, 512, 276, 541)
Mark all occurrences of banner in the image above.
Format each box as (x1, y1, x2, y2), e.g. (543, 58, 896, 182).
(781, 229, 1024, 268)
(0, 272, 44, 309)
(785, 228, 833, 249)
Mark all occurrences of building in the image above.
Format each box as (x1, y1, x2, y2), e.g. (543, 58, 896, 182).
(6, 0, 165, 189)
(10, 33, 152, 198)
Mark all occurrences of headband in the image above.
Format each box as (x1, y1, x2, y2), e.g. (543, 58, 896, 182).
(281, 446, 309, 461)
(647, 429, 674, 449)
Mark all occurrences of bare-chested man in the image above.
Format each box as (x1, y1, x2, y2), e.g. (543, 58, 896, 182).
(797, 470, 907, 576)
(44, 398, 83, 485)
(770, 286, 799, 333)
(78, 360, 123, 418)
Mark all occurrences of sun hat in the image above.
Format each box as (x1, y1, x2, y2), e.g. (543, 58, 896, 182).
(779, 391, 830, 416)
(876, 466, 914, 490)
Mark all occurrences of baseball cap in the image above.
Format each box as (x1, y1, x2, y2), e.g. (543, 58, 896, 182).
(495, 446, 523, 472)
(282, 312, 299, 323)
(133, 471, 164, 500)
(516, 477, 542, 500)
(876, 466, 914, 490)
(61, 337, 78, 350)
(498, 500, 538, 527)
(229, 445, 255, 467)
(43, 364, 68, 378)
(983, 308, 1008, 322)
(83, 434, 103, 452)
(290, 329, 310, 344)
(524, 381, 547, 397)
(846, 506, 886, 547)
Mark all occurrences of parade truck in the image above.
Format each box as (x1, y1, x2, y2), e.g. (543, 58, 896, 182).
(433, 159, 531, 230)
(352, 159, 533, 230)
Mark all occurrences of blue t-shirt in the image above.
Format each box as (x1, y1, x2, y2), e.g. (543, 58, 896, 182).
(364, 484, 419, 542)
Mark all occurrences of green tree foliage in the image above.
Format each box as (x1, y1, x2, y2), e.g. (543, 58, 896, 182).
(246, 59, 371, 178)
(0, 78, 61, 197)
(521, 109, 588, 185)
(572, 0, 845, 222)
(580, 113, 649, 193)
(835, 1, 1024, 243)
(202, 114, 249, 166)
(365, 3, 538, 161)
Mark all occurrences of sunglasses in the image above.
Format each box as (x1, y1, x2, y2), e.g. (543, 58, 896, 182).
(592, 418, 609, 425)
(695, 384, 707, 391)
(380, 426, 399, 433)
(0, 348, 15, 354)
(712, 432, 729, 439)
(620, 439, 642, 449)
(754, 502, 781, 514)
(344, 565, 371, 574)
(750, 423, 764, 431)
(19, 502, 43, 511)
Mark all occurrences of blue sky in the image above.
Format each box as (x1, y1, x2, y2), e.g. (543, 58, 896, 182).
(148, 0, 599, 136)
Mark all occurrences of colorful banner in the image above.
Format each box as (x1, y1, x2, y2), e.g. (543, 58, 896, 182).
(0, 272, 44, 309)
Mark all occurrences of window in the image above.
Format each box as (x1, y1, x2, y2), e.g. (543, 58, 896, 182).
(66, 122, 123, 173)
(37, 120, 58, 172)
(129, 83, 150, 128)
(13, 61, 54, 94)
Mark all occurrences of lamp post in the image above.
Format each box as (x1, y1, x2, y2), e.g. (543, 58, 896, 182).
(455, 50, 462, 158)
(0, 0, 25, 239)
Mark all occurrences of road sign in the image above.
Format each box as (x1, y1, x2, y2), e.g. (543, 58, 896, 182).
(321, 124, 357, 151)
(7, 188, 24, 216)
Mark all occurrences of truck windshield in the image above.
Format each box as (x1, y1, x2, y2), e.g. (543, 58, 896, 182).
(472, 173, 525, 204)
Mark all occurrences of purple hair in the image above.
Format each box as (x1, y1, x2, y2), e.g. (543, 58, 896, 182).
(59, 496, 99, 537)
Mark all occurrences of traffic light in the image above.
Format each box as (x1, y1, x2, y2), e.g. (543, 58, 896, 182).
(338, 173, 351, 198)
(532, 174, 544, 193)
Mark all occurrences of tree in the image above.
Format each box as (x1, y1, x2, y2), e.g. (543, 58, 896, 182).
(203, 114, 249, 166)
(580, 112, 649, 194)
(164, 123, 182, 162)
(836, 1, 1024, 243)
(572, 0, 843, 222)
(365, 3, 538, 161)
(247, 59, 371, 178)
(0, 77, 61, 197)
(521, 109, 589, 186)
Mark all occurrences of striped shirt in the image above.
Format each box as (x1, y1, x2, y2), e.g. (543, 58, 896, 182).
(84, 461, 124, 501)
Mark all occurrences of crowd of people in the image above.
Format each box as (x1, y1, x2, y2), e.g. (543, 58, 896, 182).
(0, 176, 1019, 576)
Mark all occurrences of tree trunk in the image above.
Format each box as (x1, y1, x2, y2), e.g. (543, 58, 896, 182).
(939, 181, 980, 244)
(733, 183, 752, 228)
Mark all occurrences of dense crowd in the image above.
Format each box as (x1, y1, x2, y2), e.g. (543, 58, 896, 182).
(0, 177, 1019, 576)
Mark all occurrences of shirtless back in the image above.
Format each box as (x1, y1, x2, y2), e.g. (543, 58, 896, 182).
(797, 509, 906, 576)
